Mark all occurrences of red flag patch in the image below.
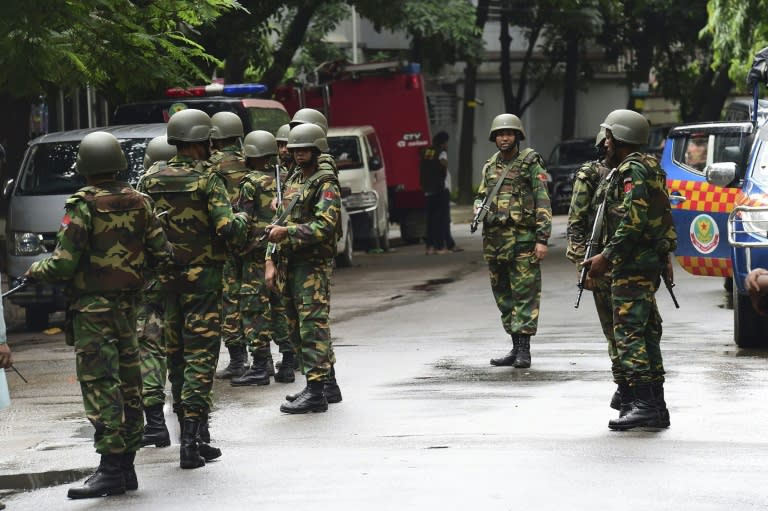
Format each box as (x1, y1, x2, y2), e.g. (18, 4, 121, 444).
(623, 178, 633, 194)
(538, 173, 548, 182)
(323, 191, 336, 201)
(61, 213, 71, 228)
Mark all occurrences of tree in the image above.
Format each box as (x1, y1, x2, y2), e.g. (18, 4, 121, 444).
(705, 0, 764, 90)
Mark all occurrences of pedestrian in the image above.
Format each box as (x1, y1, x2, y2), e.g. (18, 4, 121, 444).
(476, 114, 552, 369)
(584, 109, 676, 430)
(420, 132, 449, 254)
(25, 131, 174, 499)
(139, 109, 251, 468)
(265, 123, 343, 414)
(136, 135, 176, 450)
(566, 117, 628, 415)
(435, 131, 462, 252)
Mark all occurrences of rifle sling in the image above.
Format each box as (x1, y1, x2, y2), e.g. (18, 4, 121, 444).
(478, 148, 535, 226)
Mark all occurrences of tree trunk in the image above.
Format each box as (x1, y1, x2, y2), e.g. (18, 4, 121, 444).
(499, 9, 514, 113)
(561, 33, 579, 140)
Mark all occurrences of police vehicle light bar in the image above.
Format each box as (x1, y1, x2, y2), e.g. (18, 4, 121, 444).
(165, 83, 267, 98)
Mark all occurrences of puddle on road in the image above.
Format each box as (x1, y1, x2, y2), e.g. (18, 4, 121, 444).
(0, 468, 92, 492)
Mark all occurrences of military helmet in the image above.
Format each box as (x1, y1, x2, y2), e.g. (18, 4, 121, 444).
(143, 135, 176, 169)
(166, 108, 212, 145)
(286, 123, 328, 152)
(210, 111, 244, 140)
(289, 108, 328, 133)
(600, 109, 649, 145)
(275, 123, 291, 143)
(75, 131, 128, 176)
(489, 113, 526, 141)
(243, 130, 278, 158)
(595, 128, 606, 147)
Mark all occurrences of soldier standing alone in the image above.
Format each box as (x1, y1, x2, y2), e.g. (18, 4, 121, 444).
(475, 114, 552, 369)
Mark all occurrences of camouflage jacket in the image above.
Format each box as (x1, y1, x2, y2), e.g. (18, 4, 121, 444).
(209, 146, 249, 204)
(27, 181, 172, 310)
(566, 159, 611, 263)
(474, 149, 552, 261)
(602, 152, 677, 273)
(139, 155, 249, 292)
(235, 164, 277, 258)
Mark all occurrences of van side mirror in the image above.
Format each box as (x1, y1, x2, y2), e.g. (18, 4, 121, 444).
(368, 157, 382, 171)
(3, 178, 13, 199)
(705, 162, 737, 187)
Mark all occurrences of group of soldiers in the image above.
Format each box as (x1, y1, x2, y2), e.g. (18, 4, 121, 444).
(23, 106, 343, 499)
(474, 109, 676, 431)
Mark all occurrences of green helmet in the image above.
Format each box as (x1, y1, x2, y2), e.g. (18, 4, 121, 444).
(275, 123, 291, 142)
(143, 135, 176, 169)
(166, 109, 212, 145)
(489, 113, 526, 141)
(243, 130, 278, 158)
(210, 111, 244, 140)
(289, 108, 328, 133)
(286, 123, 328, 152)
(76, 131, 127, 176)
(600, 109, 649, 145)
(595, 129, 606, 147)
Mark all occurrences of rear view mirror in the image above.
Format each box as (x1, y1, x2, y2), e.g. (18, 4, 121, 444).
(368, 157, 382, 171)
(705, 162, 737, 187)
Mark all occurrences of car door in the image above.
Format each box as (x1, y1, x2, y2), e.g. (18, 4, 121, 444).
(662, 122, 754, 277)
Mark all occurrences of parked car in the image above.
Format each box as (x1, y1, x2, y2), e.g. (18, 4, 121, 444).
(546, 138, 597, 214)
(335, 187, 354, 268)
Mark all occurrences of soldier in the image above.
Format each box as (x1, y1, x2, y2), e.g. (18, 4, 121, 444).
(585, 109, 676, 430)
(566, 115, 631, 416)
(140, 109, 250, 468)
(137, 135, 176, 449)
(475, 114, 552, 369)
(25, 131, 173, 499)
(275, 123, 294, 173)
(265, 123, 343, 413)
(210, 111, 253, 381)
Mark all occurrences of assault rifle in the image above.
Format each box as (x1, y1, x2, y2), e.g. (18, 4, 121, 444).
(2, 278, 28, 299)
(266, 164, 284, 254)
(470, 166, 508, 234)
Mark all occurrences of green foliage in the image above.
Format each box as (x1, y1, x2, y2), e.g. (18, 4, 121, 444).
(705, 0, 764, 87)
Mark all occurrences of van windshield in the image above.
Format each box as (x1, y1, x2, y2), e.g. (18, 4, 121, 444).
(15, 139, 150, 196)
(328, 136, 363, 170)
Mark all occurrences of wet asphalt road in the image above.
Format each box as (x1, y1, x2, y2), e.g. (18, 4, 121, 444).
(2, 216, 768, 510)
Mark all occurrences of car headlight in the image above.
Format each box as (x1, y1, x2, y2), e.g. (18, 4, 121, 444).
(740, 209, 768, 238)
(11, 232, 45, 256)
(343, 191, 378, 210)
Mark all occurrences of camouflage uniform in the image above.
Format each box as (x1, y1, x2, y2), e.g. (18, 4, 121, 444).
(474, 149, 552, 336)
(140, 155, 249, 420)
(268, 158, 341, 382)
(566, 160, 623, 382)
(27, 182, 172, 454)
(601, 152, 676, 385)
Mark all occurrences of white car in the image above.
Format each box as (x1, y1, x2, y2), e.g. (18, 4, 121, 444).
(335, 190, 354, 267)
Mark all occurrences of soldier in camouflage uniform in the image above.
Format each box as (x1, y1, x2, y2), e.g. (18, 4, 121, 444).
(276, 123, 294, 174)
(585, 109, 676, 430)
(475, 114, 552, 369)
(209, 111, 252, 381)
(25, 131, 173, 499)
(265, 123, 343, 414)
(136, 135, 176, 449)
(140, 109, 250, 468)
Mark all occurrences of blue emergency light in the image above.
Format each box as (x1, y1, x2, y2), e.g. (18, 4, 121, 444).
(165, 83, 267, 98)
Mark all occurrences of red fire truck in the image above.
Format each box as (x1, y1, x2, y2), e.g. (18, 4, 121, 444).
(275, 61, 431, 243)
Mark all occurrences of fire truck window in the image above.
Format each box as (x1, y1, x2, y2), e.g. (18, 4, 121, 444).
(328, 136, 363, 170)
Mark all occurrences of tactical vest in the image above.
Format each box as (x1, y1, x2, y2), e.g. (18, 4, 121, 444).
(142, 159, 226, 266)
(211, 150, 249, 203)
(484, 148, 540, 227)
(69, 183, 148, 293)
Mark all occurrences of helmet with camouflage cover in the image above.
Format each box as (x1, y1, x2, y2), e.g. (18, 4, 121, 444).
(166, 108, 212, 145)
(210, 111, 244, 140)
(76, 131, 128, 176)
(143, 135, 176, 169)
(489, 113, 526, 141)
(243, 130, 278, 158)
(286, 123, 328, 152)
(275, 123, 291, 143)
(289, 108, 328, 133)
(600, 109, 649, 145)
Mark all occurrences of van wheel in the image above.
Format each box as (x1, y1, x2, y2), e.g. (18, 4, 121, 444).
(336, 220, 354, 268)
(25, 306, 50, 331)
(733, 287, 768, 348)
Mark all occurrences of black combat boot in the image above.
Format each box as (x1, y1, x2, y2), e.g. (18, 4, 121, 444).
(267, 352, 276, 377)
(67, 453, 126, 499)
(215, 344, 247, 379)
(280, 381, 328, 414)
(197, 412, 222, 461)
(653, 382, 671, 428)
(230, 355, 271, 386)
(608, 383, 669, 431)
(179, 417, 206, 469)
(274, 351, 296, 383)
(141, 403, 170, 447)
(324, 366, 343, 404)
(609, 383, 633, 417)
(513, 335, 531, 368)
(122, 451, 138, 491)
(490, 335, 519, 366)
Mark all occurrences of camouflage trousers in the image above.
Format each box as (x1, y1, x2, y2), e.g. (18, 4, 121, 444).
(165, 291, 221, 419)
(487, 248, 542, 335)
(279, 259, 336, 382)
(221, 256, 244, 348)
(71, 298, 142, 454)
(270, 288, 296, 354)
(611, 271, 665, 385)
(137, 290, 166, 408)
(240, 259, 272, 358)
(590, 275, 627, 384)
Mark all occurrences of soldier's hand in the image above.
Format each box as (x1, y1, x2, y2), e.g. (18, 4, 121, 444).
(534, 243, 548, 261)
(265, 259, 277, 291)
(586, 253, 609, 278)
(267, 225, 288, 243)
(270, 198, 278, 212)
(746, 268, 768, 295)
(0, 344, 13, 370)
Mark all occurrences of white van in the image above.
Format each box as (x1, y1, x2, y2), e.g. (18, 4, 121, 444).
(327, 126, 389, 250)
